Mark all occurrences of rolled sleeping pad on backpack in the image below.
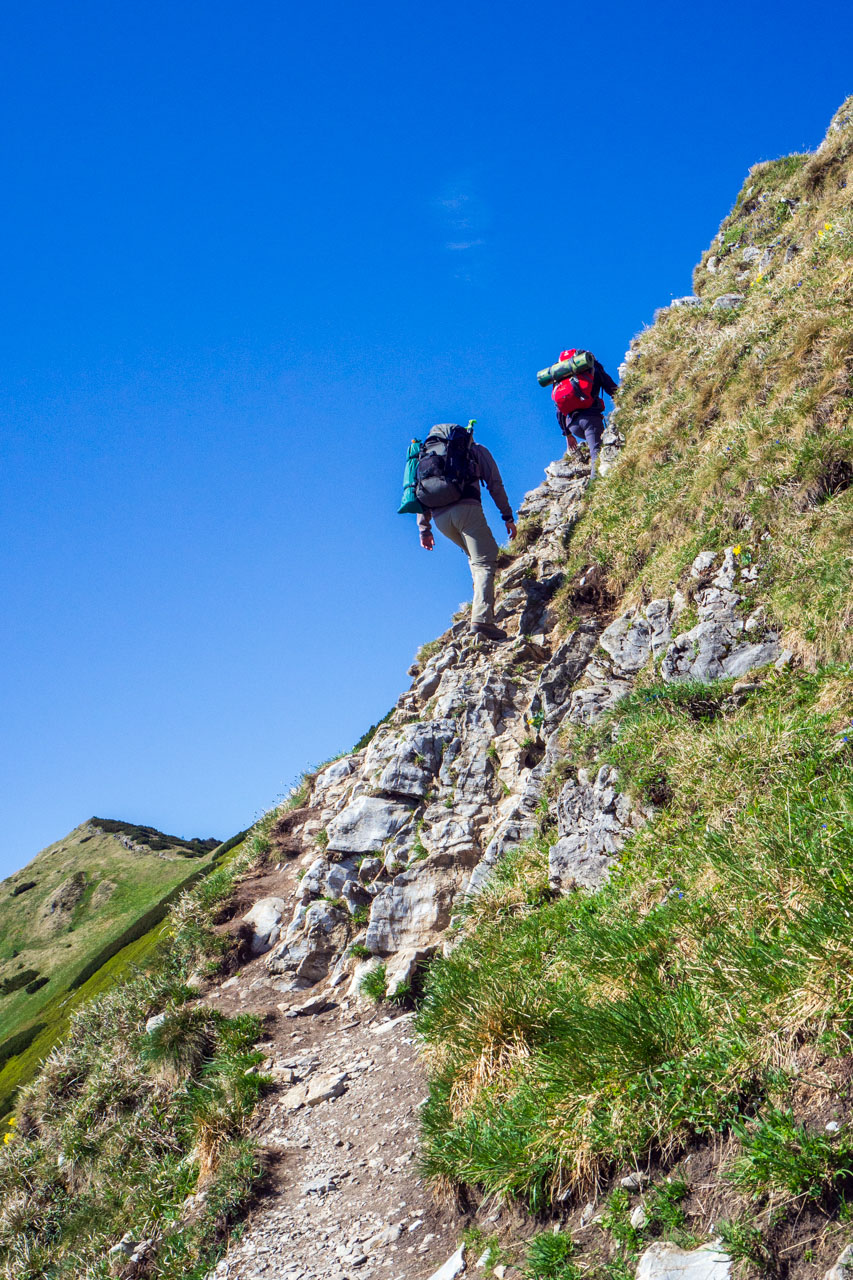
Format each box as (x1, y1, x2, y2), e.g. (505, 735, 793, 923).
(398, 439, 425, 514)
(537, 349, 595, 386)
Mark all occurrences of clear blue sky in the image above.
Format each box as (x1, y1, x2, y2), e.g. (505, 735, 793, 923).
(1, 0, 850, 873)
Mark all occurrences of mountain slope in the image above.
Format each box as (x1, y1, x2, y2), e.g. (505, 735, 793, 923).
(0, 97, 851, 1280)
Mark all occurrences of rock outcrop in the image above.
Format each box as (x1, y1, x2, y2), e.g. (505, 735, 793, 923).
(261, 432, 785, 995)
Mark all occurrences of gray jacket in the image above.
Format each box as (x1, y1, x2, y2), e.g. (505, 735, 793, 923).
(416, 443, 513, 536)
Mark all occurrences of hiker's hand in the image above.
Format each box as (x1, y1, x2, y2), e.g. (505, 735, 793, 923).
(565, 434, 579, 453)
(420, 532, 434, 550)
(505, 521, 517, 541)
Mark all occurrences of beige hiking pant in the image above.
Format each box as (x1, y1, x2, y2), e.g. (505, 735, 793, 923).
(434, 501, 499, 626)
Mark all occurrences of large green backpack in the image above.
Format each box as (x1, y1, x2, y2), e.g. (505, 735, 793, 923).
(397, 439, 425, 514)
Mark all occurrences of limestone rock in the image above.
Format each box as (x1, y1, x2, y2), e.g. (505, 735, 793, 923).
(427, 1244, 466, 1280)
(824, 1243, 853, 1280)
(281, 1070, 349, 1111)
(313, 756, 357, 796)
(366, 863, 463, 954)
(376, 721, 457, 798)
(528, 622, 602, 730)
(326, 795, 414, 854)
(384, 946, 431, 996)
(267, 900, 350, 982)
(636, 1242, 730, 1280)
(242, 896, 286, 954)
(711, 293, 744, 310)
(549, 766, 642, 894)
(599, 600, 672, 675)
(691, 551, 717, 577)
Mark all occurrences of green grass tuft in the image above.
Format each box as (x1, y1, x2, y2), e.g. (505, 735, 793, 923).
(730, 1105, 853, 1201)
(525, 1229, 579, 1279)
(360, 963, 388, 1003)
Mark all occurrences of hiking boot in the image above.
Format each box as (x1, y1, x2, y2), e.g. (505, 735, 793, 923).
(470, 622, 507, 642)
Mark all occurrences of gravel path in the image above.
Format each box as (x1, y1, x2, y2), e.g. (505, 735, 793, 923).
(204, 935, 467, 1280)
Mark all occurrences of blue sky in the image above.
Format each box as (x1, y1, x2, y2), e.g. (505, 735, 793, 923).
(1, 0, 851, 874)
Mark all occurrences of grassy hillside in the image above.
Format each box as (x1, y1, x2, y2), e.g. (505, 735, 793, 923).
(0, 819, 225, 1117)
(417, 97, 853, 1274)
(558, 98, 853, 662)
(0, 822, 274, 1280)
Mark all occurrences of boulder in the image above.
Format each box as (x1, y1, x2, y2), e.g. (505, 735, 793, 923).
(242, 896, 286, 954)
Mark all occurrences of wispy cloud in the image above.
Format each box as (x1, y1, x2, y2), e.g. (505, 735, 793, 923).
(434, 178, 490, 277)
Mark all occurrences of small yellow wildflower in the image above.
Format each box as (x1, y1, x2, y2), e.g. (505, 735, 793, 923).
(825, 222, 833, 230)
(7, 1118, 15, 1126)
(3, 1133, 11, 1145)
(732, 544, 742, 556)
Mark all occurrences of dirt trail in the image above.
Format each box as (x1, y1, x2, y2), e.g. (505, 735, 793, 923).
(202, 861, 470, 1280)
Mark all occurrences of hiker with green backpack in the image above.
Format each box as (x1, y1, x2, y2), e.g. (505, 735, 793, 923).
(398, 422, 516, 641)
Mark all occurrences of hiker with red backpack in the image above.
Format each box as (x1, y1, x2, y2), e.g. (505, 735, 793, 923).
(538, 348, 618, 478)
(397, 422, 516, 641)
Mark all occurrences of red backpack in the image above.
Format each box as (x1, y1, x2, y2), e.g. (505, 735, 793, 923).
(551, 349, 596, 414)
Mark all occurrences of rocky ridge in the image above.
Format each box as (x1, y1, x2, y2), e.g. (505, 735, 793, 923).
(247, 431, 785, 1000)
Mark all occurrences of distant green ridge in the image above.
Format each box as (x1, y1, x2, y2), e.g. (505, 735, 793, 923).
(0, 819, 247, 1115)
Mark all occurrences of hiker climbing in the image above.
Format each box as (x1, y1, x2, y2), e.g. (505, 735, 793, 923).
(397, 421, 516, 641)
(537, 348, 618, 478)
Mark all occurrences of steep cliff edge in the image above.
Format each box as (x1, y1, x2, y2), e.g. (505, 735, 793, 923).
(0, 98, 851, 1280)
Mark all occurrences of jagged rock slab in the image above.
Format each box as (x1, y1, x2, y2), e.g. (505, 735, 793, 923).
(825, 1244, 853, 1280)
(326, 795, 415, 854)
(427, 1244, 467, 1280)
(549, 765, 646, 893)
(636, 1243, 730, 1280)
(366, 863, 467, 954)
